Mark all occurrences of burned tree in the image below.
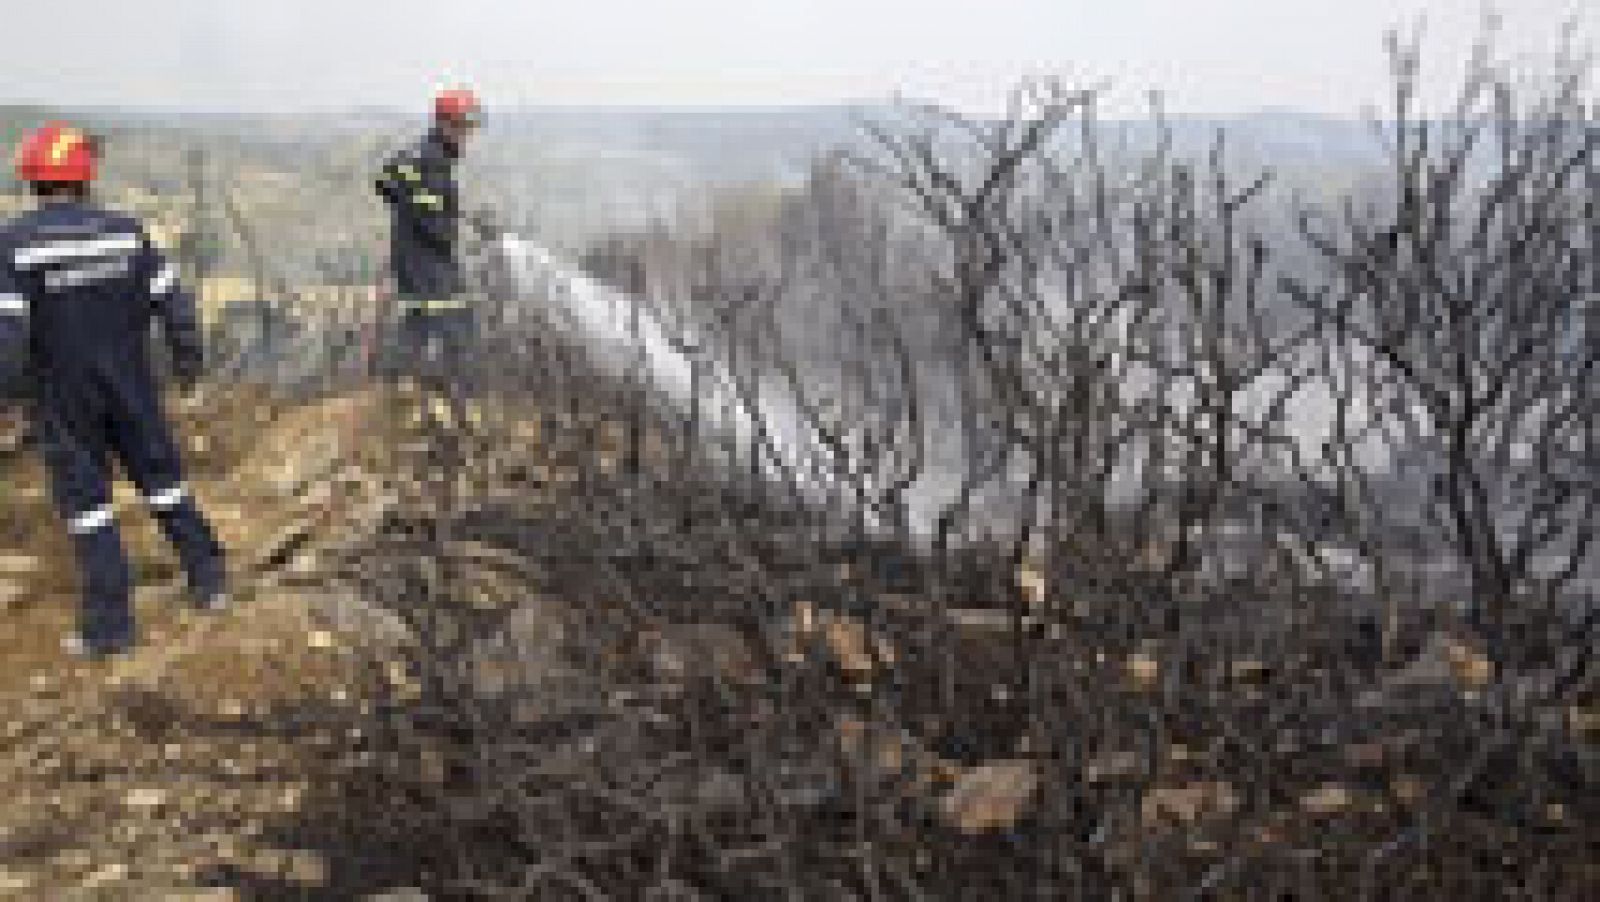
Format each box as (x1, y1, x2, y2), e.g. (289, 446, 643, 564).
(1285, 28, 1597, 635)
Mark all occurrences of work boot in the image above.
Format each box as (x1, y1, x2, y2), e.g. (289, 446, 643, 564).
(147, 489, 227, 611)
(186, 555, 230, 612)
(62, 631, 134, 662)
(70, 528, 136, 657)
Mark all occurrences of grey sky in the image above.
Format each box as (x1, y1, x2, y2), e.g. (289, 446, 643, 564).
(1, 1, 1588, 115)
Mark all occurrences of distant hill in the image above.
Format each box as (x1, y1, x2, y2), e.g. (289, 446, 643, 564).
(6, 100, 1397, 186)
(483, 103, 1390, 184)
(1, 100, 1415, 254)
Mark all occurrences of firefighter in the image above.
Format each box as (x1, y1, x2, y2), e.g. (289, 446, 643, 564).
(0, 124, 227, 660)
(374, 87, 484, 397)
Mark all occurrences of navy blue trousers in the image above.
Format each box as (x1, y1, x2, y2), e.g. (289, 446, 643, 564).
(396, 307, 477, 390)
(33, 366, 222, 651)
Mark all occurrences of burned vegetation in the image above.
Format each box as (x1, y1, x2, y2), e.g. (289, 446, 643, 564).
(240, 32, 1594, 900)
(0, 28, 1594, 901)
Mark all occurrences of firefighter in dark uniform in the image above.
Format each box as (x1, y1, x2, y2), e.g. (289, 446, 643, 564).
(374, 88, 483, 398)
(0, 124, 227, 659)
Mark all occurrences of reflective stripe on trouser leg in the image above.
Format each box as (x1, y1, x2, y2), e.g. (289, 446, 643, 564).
(67, 504, 115, 535)
(146, 484, 186, 510)
(69, 524, 133, 650)
(398, 298, 470, 313)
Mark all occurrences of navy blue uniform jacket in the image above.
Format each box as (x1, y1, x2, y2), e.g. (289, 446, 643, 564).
(0, 202, 201, 401)
(375, 129, 464, 301)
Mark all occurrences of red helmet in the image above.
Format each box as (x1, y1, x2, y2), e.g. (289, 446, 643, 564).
(433, 88, 483, 126)
(14, 122, 96, 183)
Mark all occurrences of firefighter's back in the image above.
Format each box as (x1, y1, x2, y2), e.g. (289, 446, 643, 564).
(3, 203, 164, 384)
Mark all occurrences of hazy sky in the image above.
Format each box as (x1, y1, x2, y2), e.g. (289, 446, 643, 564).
(0, 1, 1588, 116)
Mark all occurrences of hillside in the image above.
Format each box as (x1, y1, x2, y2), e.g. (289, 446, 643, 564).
(0, 90, 1593, 898)
(0, 366, 1591, 898)
(0, 387, 394, 896)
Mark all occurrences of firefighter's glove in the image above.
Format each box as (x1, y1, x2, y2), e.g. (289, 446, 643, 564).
(468, 207, 503, 241)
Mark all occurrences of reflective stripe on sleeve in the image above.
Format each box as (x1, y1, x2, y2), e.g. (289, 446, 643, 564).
(413, 191, 444, 209)
(150, 264, 177, 296)
(68, 505, 115, 534)
(0, 293, 25, 315)
(146, 484, 187, 509)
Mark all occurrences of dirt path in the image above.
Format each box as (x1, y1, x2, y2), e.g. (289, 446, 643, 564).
(0, 388, 405, 898)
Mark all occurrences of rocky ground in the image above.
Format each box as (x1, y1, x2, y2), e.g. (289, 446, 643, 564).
(0, 386, 421, 898)
(1, 382, 1595, 899)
